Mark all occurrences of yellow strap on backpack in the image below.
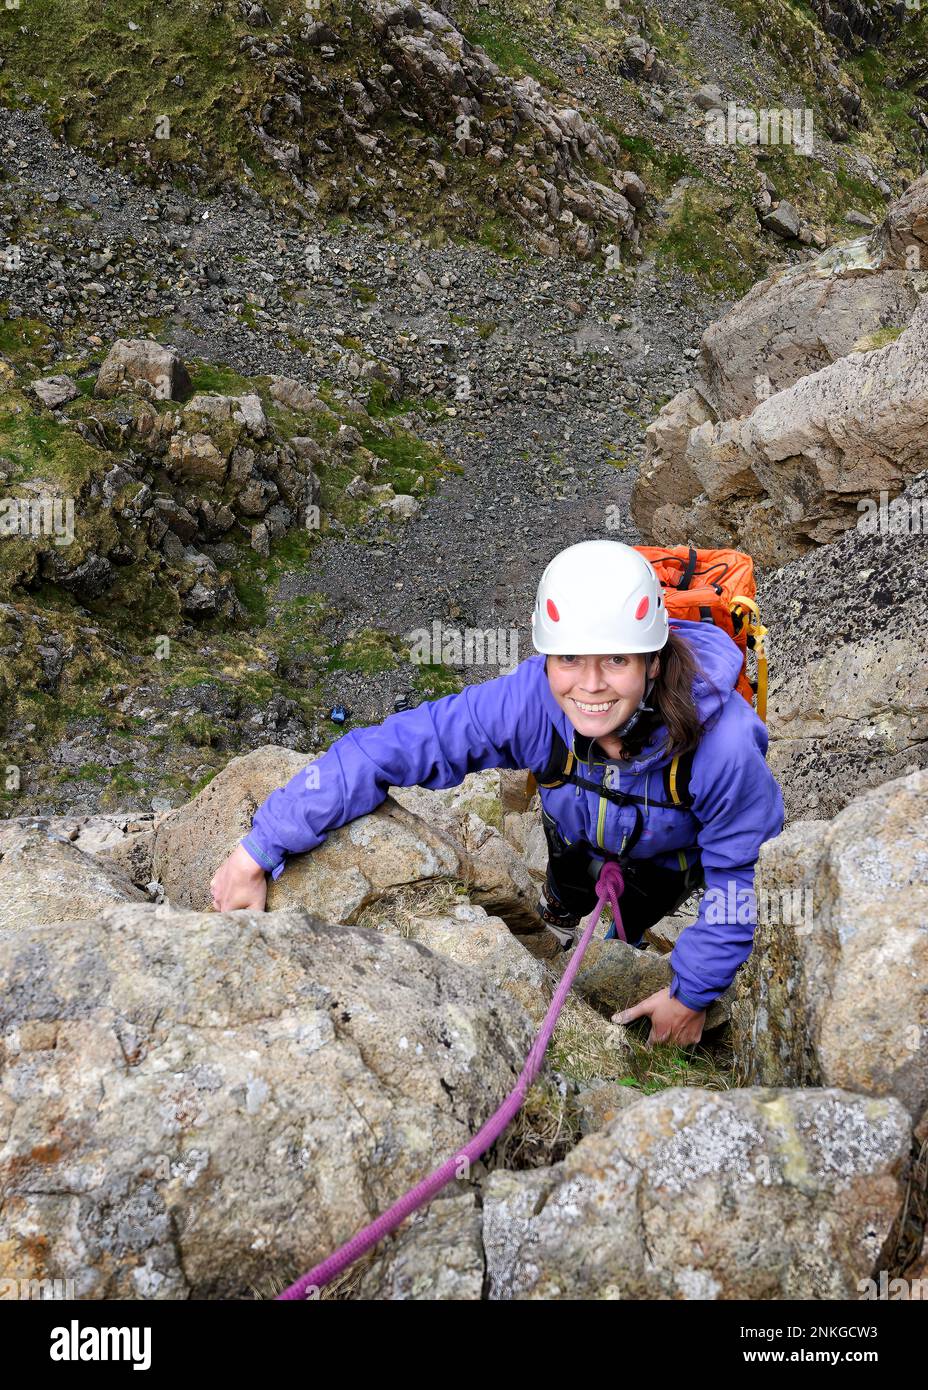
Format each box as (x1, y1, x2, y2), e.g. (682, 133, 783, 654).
(731, 594, 768, 723)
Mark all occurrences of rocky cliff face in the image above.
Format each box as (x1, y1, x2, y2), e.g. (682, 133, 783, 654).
(2, 759, 926, 1297)
(1, 0, 927, 1302)
(632, 173, 928, 566)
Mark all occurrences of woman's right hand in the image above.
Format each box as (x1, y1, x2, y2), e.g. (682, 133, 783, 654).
(210, 844, 269, 912)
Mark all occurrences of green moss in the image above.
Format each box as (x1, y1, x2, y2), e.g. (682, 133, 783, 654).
(475, 213, 529, 260)
(105, 766, 144, 795)
(594, 121, 697, 198)
(647, 13, 700, 79)
(364, 379, 402, 419)
(655, 184, 767, 296)
(230, 551, 271, 622)
(187, 360, 257, 396)
(0, 0, 298, 205)
(459, 14, 560, 85)
(0, 312, 55, 369)
(74, 762, 109, 783)
(411, 663, 462, 699)
(365, 381, 445, 421)
(190, 766, 220, 796)
(852, 325, 906, 351)
(163, 668, 221, 693)
(328, 627, 401, 675)
(267, 591, 331, 668)
(360, 422, 460, 495)
(0, 392, 106, 486)
(464, 792, 505, 831)
(176, 714, 224, 747)
(833, 165, 886, 213)
(349, 282, 378, 303)
(227, 526, 319, 624)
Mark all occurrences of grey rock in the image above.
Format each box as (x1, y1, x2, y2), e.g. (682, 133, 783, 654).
(0, 902, 537, 1298)
(731, 772, 928, 1137)
(761, 200, 801, 239)
(94, 339, 192, 402)
(29, 374, 79, 408)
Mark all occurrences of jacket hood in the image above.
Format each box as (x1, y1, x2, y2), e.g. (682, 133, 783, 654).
(677, 617, 743, 719)
(629, 617, 743, 771)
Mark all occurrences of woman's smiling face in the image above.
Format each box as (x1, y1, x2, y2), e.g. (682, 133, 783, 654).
(546, 652, 660, 742)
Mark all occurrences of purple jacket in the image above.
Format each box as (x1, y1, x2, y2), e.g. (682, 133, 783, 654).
(241, 618, 785, 1010)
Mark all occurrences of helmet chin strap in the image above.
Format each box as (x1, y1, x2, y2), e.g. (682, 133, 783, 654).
(612, 670, 658, 739)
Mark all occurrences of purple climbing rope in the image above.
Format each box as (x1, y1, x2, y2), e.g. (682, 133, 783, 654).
(276, 858, 627, 1300)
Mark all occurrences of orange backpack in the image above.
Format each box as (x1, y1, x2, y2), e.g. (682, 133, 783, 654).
(633, 545, 768, 720)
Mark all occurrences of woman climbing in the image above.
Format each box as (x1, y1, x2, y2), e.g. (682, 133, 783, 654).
(210, 540, 785, 1047)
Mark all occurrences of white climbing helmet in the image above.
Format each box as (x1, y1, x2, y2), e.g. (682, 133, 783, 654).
(531, 539, 669, 656)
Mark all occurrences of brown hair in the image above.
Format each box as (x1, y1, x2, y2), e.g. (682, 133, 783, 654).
(614, 628, 720, 761)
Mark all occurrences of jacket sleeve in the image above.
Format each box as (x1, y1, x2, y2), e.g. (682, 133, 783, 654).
(668, 699, 786, 1011)
(240, 657, 553, 879)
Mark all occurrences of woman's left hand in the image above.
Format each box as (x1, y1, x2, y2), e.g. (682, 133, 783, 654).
(612, 987, 706, 1046)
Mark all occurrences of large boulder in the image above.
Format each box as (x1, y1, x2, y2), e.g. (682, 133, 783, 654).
(760, 470, 928, 818)
(355, 1192, 485, 1300)
(481, 1086, 911, 1299)
(0, 812, 159, 894)
(731, 770, 928, 1136)
(0, 823, 145, 930)
(871, 171, 928, 268)
(391, 774, 545, 928)
(639, 296, 928, 565)
(698, 236, 924, 422)
(182, 393, 268, 440)
(372, 899, 553, 1024)
(359, 1086, 912, 1299)
(155, 749, 543, 927)
(369, 899, 634, 1059)
(631, 173, 928, 561)
(94, 339, 192, 402)
(165, 430, 228, 484)
(500, 805, 548, 880)
(152, 746, 307, 908)
(630, 388, 710, 535)
(0, 902, 538, 1298)
(266, 796, 464, 922)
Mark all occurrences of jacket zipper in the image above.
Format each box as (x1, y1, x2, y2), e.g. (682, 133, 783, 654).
(597, 762, 617, 849)
(568, 732, 688, 866)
